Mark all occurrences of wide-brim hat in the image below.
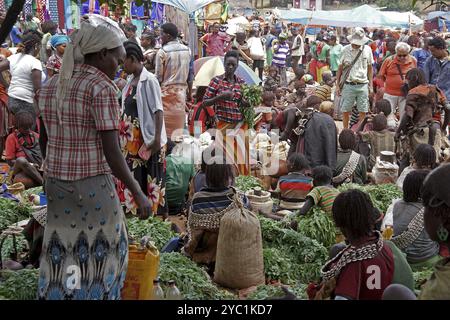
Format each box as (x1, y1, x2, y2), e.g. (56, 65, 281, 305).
(347, 27, 369, 46)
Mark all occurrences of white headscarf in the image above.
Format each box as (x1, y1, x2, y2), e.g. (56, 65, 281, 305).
(56, 14, 126, 123)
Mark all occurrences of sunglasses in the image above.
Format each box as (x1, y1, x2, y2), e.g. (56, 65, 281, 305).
(397, 54, 408, 57)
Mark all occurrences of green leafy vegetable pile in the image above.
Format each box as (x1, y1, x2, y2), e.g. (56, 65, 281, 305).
(247, 283, 308, 300)
(0, 198, 32, 232)
(240, 85, 262, 128)
(413, 267, 434, 291)
(1, 233, 27, 261)
(337, 183, 402, 213)
(158, 252, 236, 300)
(294, 207, 336, 249)
(0, 268, 39, 300)
(235, 175, 262, 192)
(127, 217, 176, 251)
(260, 216, 328, 284)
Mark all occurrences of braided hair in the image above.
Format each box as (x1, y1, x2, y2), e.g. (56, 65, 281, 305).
(403, 170, 430, 203)
(124, 40, 144, 62)
(17, 31, 41, 55)
(332, 189, 377, 242)
(339, 129, 356, 150)
(413, 144, 437, 169)
(287, 153, 310, 172)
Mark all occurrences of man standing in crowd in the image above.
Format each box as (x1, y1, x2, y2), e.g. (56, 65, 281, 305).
(155, 23, 191, 141)
(336, 27, 374, 129)
(379, 42, 417, 119)
(424, 37, 450, 104)
(200, 22, 230, 57)
(291, 27, 305, 74)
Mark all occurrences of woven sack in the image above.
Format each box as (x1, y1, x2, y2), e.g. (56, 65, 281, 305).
(214, 194, 265, 289)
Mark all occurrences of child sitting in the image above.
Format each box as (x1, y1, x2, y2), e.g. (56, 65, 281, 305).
(274, 87, 286, 110)
(254, 91, 275, 133)
(3, 112, 43, 189)
(295, 165, 340, 216)
(357, 113, 396, 170)
(314, 72, 334, 102)
(375, 99, 397, 130)
(275, 153, 313, 211)
(319, 101, 334, 118)
(263, 65, 281, 92)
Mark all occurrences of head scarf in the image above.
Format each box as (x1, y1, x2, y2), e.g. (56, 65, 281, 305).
(50, 34, 70, 49)
(302, 74, 313, 83)
(57, 14, 126, 124)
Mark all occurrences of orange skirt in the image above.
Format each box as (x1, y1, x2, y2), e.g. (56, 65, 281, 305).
(217, 121, 250, 176)
(161, 85, 187, 140)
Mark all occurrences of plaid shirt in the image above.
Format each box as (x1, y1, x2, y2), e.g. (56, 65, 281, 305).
(203, 75, 244, 123)
(39, 64, 120, 181)
(155, 40, 191, 88)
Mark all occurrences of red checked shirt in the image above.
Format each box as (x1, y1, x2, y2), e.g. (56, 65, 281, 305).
(203, 74, 244, 124)
(39, 64, 120, 181)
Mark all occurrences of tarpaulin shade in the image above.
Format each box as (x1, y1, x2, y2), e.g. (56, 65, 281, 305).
(278, 4, 423, 28)
(151, 0, 217, 14)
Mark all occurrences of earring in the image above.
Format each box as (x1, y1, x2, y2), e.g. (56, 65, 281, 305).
(437, 225, 449, 242)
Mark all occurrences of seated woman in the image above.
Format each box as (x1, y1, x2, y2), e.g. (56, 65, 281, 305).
(183, 156, 240, 274)
(3, 112, 43, 188)
(317, 189, 414, 300)
(419, 164, 450, 299)
(274, 153, 312, 211)
(333, 129, 367, 186)
(383, 164, 450, 300)
(396, 143, 437, 190)
(392, 170, 440, 270)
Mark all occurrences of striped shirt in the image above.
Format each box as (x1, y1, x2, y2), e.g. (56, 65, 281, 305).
(191, 187, 247, 214)
(277, 172, 313, 209)
(307, 186, 340, 215)
(155, 40, 191, 88)
(272, 42, 290, 67)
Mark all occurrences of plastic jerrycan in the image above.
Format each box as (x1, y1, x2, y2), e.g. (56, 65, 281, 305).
(121, 242, 160, 300)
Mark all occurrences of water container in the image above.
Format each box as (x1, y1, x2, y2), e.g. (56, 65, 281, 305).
(121, 242, 160, 300)
(39, 192, 47, 206)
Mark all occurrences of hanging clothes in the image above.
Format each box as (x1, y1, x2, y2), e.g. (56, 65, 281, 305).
(150, 3, 164, 26)
(4, 0, 12, 10)
(165, 5, 189, 43)
(131, 1, 144, 18)
(23, 0, 33, 17)
(48, 0, 59, 23)
(0, 0, 5, 14)
(189, 17, 198, 59)
(56, 0, 65, 29)
(71, 0, 81, 29)
(100, 3, 108, 17)
(64, 0, 73, 30)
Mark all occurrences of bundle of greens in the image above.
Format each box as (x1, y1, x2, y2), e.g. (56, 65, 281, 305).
(247, 283, 308, 300)
(337, 183, 402, 213)
(240, 85, 262, 128)
(0, 198, 32, 232)
(259, 216, 328, 284)
(127, 217, 176, 251)
(0, 268, 39, 300)
(158, 252, 236, 300)
(413, 267, 434, 291)
(294, 207, 336, 249)
(0, 233, 27, 261)
(235, 175, 262, 193)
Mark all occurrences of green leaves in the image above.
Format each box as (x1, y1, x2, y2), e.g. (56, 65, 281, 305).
(240, 85, 263, 128)
(0, 269, 39, 300)
(127, 217, 176, 251)
(247, 283, 308, 300)
(235, 175, 262, 192)
(0, 199, 32, 232)
(159, 252, 236, 300)
(295, 207, 336, 249)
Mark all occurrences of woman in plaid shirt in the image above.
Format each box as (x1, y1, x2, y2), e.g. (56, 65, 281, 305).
(202, 50, 250, 175)
(37, 15, 151, 300)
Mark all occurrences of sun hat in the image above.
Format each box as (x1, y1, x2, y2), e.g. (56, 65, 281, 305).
(347, 27, 369, 46)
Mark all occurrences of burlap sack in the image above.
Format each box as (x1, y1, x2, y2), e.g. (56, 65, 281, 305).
(214, 195, 265, 289)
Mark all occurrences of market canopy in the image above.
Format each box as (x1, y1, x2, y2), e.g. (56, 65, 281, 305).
(278, 4, 422, 28)
(151, 0, 218, 14)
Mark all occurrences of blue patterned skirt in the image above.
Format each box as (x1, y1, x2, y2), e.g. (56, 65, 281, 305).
(38, 174, 128, 300)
